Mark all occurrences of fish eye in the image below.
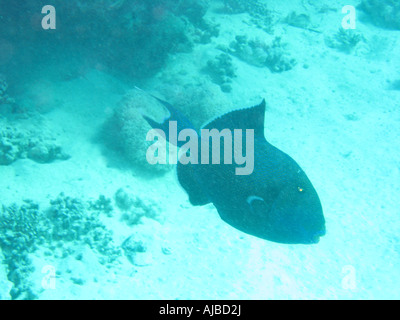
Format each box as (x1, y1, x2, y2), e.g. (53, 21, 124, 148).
(297, 187, 304, 193)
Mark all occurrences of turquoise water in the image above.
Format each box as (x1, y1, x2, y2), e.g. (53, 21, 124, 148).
(0, 0, 399, 300)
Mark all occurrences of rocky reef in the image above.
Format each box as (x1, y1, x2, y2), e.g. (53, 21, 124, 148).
(0, 119, 70, 166)
(115, 188, 164, 225)
(358, 0, 400, 30)
(220, 35, 297, 73)
(218, 0, 274, 32)
(325, 29, 365, 54)
(156, 79, 230, 130)
(0, 194, 121, 299)
(101, 82, 229, 173)
(0, 74, 18, 114)
(204, 53, 237, 93)
(0, 188, 166, 299)
(0, 1, 217, 80)
(0, 75, 14, 105)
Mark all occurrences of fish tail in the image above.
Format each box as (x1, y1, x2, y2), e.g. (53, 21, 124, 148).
(138, 89, 196, 146)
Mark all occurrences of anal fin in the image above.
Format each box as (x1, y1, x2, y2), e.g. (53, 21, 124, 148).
(177, 162, 211, 206)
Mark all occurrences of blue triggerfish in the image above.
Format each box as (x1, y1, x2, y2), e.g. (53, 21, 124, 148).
(143, 95, 326, 244)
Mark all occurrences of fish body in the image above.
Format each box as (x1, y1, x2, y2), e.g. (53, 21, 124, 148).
(143, 96, 326, 244)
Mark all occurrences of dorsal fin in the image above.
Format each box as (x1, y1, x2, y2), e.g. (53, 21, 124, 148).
(202, 99, 266, 136)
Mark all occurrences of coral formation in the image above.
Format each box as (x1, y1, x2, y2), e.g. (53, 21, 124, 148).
(0, 74, 14, 105)
(115, 187, 166, 271)
(47, 194, 121, 261)
(0, 250, 13, 300)
(227, 35, 269, 67)
(88, 195, 114, 217)
(284, 12, 312, 29)
(0, 200, 47, 299)
(0, 189, 165, 297)
(122, 234, 152, 266)
(219, 0, 271, 18)
(222, 35, 297, 73)
(204, 53, 237, 93)
(115, 188, 164, 225)
(156, 79, 230, 130)
(0, 194, 122, 299)
(283, 11, 321, 33)
(102, 81, 229, 172)
(218, 0, 274, 32)
(358, 0, 400, 30)
(0, 1, 217, 80)
(0, 74, 18, 114)
(263, 37, 297, 73)
(220, 0, 256, 14)
(325, 29, 364, 54)
(101, 89, 172, 175)
(0, 121, 70, 165)
(174, 0, 211, 26)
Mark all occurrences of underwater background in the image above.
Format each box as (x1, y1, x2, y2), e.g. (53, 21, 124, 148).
(0, 0, 399, 300)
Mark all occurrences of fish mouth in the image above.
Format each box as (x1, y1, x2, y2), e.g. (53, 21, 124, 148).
(309, 228, 326, 244)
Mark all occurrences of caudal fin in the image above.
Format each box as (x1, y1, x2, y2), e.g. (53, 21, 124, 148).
(137, 89, 196, 146)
